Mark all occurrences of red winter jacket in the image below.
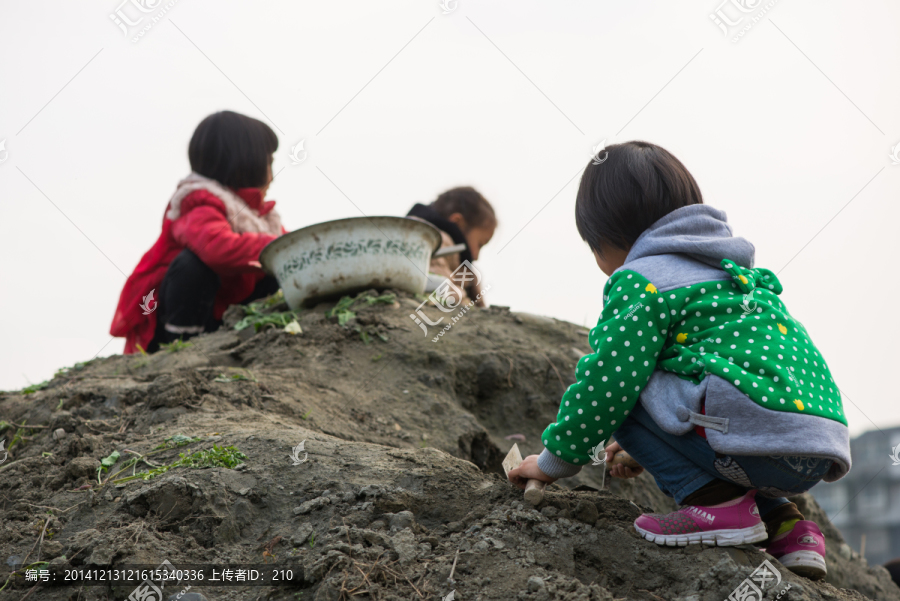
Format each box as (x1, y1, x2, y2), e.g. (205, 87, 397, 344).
(110, 184, 285, 354)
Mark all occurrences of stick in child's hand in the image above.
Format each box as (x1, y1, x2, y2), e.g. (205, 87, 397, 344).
(502, 443, 546, 505)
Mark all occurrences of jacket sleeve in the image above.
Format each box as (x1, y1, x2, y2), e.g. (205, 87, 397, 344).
(171, 205, 277, 275)
(537, 270, 672, 478)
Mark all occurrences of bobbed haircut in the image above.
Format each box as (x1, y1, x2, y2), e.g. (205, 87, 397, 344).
(432, 186, 497, 229)
(188, 111, 278, 189)
(575, 141, 703, 254)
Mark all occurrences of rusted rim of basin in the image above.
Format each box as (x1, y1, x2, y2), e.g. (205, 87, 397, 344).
(259, 216, 443, 276)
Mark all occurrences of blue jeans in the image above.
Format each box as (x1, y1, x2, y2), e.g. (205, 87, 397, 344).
(614, 402, 833, 518)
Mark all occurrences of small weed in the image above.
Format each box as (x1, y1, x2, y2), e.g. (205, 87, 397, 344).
(22, 381, 49, 395)
(7, 422, 33, 453)
(55, 398, 64, 411)
(41, 452, 53, 458)
(214, 371, 257, 383)
(234, 291, 299, 332)
(371, 353, 383, 362)
(97, 450, 120, 483)
(54, 361, 87, 379)
(113, 445, 246, 484)
(300, 410, 312, 420)
(135, 344, 148, 357)
(309, 532, 315, 548)
(327, 292, 396, 327)
(160, 339, 193, 353)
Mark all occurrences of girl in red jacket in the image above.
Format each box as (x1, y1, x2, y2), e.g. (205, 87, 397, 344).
(110, 111, 286, 354)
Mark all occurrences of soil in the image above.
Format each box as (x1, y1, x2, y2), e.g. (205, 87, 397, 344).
(1, 291, 897, 601)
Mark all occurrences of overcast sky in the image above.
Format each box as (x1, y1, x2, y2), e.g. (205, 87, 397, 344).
(1, 0, 898, 436)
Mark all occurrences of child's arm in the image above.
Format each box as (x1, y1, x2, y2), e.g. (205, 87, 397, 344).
(536, 270, 672, 479)
(172, 205, 277, 274)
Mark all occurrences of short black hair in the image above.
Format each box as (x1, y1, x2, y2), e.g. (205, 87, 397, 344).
(431, 186, 497, 229)
(188, 111, 278, 189)
(575, 141, 703, 254)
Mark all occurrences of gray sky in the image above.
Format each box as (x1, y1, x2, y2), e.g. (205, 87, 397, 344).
(1, 0, 898, 436)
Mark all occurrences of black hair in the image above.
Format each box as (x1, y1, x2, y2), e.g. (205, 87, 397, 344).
(431, 187, 497, 230)
(886, 559, 900, 585)
(575, 141, 703, 254)
(188, 111, 278, 189)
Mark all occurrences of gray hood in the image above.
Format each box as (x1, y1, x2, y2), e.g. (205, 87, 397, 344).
(624, 204, 755, 269)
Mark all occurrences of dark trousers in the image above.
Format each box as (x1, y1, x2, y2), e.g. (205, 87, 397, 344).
(147, 249, 279, 352)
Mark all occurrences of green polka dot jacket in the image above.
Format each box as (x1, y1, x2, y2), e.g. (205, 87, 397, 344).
(537, 205, 851, 481)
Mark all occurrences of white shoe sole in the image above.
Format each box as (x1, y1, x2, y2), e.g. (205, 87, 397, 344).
(635, 522, 768, 547)
(777, 550, 827, 580)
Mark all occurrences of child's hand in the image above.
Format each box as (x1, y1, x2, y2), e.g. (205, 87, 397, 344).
(605, 441, 644, 479)
(507, 454, 558, 489)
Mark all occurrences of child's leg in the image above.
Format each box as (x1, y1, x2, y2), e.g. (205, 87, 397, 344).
(613, 403, 723, 505)
(618, 403, 831, 508)
(149, 249, 221, 351)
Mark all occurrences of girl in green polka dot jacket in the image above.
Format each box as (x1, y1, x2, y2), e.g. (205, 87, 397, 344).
(507, 141, 850, 580)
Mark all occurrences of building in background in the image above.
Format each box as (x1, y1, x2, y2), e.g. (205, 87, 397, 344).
(810, 425, 900, 567)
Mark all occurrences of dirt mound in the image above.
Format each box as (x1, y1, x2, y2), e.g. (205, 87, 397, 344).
(1, 291, 897, 601)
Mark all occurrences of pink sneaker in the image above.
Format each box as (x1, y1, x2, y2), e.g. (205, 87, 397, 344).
(634, 491, 767, 547)
(766, 520, 827, 580)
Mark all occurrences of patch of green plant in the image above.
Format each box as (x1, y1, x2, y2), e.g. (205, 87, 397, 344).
(300, 409, 312, 420)
(135, 344, 148, 357)
(233, 291, 298, 332)
(22, 380, 50, 395)
(371, 353, 383, 362)
(97, 450, 120, 483)
(114, 445, 246, 484)
(309, 532, 315, 548)
(160, 339, 193, 353)
(235, 310, 299, 332)
(214, 371, 257, 383)
(54, 361, 87, 379)
(326, 292, 396, 327)
(0, 561, 49, 593)
(7, 422, 33, 453)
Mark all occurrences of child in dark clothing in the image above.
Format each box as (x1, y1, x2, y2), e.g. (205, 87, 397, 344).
(407, 186, 496, 305)
(508, 141, 850, 580)
(110, 111, 286, 353)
